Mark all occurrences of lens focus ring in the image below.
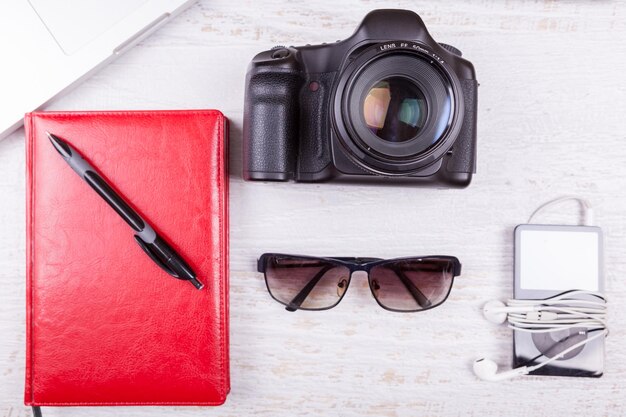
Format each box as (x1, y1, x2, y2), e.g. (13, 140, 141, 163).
(331, 42, 465, 176)
(346, 53, 454, 159)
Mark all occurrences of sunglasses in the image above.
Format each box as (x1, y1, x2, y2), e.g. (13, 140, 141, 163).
(258, 254, 461, 312)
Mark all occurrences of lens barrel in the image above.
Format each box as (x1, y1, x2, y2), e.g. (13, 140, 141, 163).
(332, 42, 465, 176)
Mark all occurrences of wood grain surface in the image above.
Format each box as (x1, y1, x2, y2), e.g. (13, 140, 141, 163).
(1, 1, 626, 416)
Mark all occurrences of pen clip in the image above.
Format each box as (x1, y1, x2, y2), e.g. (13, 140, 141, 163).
(133, 235, 179, 278)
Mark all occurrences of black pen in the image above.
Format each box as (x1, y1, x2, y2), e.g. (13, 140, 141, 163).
(47, 132, 203, 290)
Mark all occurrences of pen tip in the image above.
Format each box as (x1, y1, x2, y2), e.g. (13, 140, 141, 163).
(190, 277, 204, 290)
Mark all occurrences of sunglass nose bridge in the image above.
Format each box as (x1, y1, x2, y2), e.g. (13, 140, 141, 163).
(350, 258, 377, 271)
(334, 257, 381, 269)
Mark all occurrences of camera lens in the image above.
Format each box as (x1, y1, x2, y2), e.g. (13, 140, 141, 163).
(346, 54, 454, 159)
(334, 45, 463, 176)
(363, 77, 428, 143)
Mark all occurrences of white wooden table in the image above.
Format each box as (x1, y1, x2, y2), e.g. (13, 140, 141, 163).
(2, 1, 626, 416)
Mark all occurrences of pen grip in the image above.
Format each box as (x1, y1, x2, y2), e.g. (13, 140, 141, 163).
(84, 171, 145, 232)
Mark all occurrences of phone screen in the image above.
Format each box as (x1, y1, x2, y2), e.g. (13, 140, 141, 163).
(518, 228, 600, 292)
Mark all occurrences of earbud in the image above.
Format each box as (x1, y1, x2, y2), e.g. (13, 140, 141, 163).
(472, 358, 529, 381)
(482, 300, 508, 323)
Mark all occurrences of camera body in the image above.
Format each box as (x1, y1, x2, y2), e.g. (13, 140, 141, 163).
(243, 9, 478, 187)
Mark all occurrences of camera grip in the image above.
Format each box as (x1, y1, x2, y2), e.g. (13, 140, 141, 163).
(447, 79, 478, 173)
(243, 69, 303, 181)
(296, 72, 336, 178)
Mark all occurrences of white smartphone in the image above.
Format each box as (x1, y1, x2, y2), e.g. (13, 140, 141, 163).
(513, 224, 604, 377)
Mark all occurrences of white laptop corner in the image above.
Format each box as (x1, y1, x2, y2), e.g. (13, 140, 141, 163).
(0, 0, 195, 141)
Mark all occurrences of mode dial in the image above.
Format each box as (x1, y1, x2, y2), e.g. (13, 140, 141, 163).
(271, 46, 290, 59)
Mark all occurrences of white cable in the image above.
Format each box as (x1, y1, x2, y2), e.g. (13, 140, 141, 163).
(509, 322, 605, 333)
(476, 290, 609, 380)
(527, 196, 594, 226)
(502, 290, 608, 334)
(526, 329, 608, 373)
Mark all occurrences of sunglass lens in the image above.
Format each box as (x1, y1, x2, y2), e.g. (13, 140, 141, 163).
(369, 258, 455, 312)
(264, 256, 351, 311)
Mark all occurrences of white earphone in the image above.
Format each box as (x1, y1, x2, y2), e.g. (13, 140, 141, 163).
(472, 358, 529, 382)
(474, 290, 608, 381)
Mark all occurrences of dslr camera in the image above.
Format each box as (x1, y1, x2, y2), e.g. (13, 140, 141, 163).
(243, 9, 478, 187)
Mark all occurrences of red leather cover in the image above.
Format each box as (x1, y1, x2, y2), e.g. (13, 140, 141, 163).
(24, 110, 229, 406)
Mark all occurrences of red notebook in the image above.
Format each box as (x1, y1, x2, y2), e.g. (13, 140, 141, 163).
(24, 110, 229, 407)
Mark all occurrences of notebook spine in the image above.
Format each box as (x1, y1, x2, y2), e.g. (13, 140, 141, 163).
(24, 113, 34, 405)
